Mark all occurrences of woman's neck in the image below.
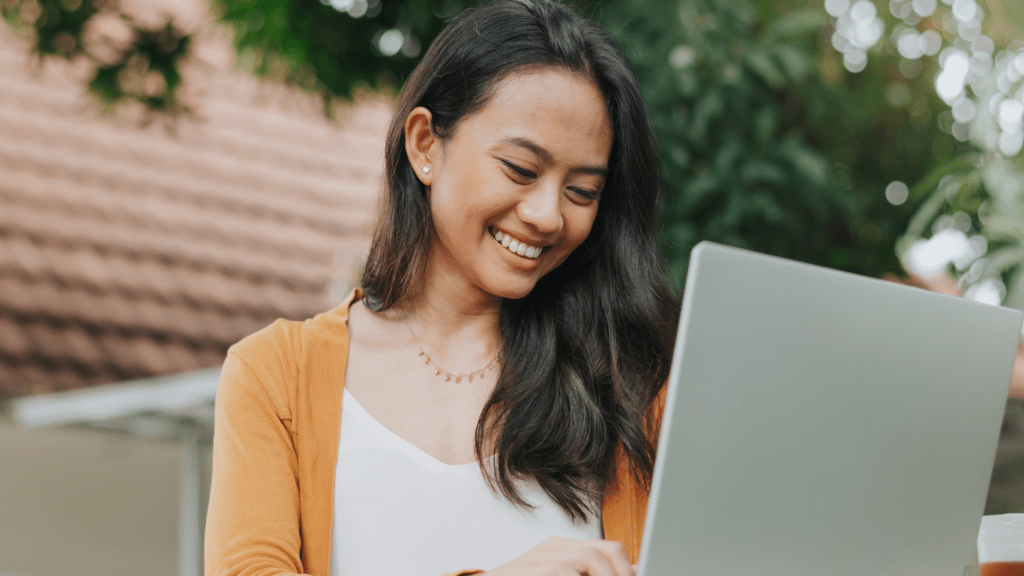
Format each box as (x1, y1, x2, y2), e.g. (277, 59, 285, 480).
(397, 283, 501, 364)
(389, 243, 503, 354)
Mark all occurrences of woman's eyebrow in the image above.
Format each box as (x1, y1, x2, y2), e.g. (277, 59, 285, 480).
(499, 136, 608, 177)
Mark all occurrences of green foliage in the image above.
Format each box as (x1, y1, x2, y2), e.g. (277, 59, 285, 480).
(603, 0, 845, 284)
(212, 0, 477, 111)
(899, 150, 1024, 308)
(596, 0, 951, 285)
(861, 0, 1024, 308)
(1, 0, 191, 113)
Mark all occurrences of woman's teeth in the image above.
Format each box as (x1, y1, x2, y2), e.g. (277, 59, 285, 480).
(492, 229, 542, 259)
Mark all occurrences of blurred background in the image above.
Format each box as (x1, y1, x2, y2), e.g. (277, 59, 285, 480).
(0, 0, 1022, 574)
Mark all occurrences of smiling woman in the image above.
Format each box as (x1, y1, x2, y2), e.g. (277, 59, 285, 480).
(205, 2, 678, 576)
(406, 68, 611, 300)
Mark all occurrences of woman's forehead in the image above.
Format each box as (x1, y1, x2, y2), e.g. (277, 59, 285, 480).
(459, 68, 613, 165)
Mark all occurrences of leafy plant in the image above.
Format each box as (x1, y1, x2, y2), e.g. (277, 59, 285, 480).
(2, 0, 191, 113)
(602, 0, 953, 285)
(212, 0, 477, 113)
(826, 0, 1024, 309)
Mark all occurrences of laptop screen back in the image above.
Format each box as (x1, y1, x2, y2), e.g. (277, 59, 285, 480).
(638, 242, 1022, 576)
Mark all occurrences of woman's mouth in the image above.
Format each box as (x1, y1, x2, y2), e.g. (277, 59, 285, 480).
(490, 227, 543, 259)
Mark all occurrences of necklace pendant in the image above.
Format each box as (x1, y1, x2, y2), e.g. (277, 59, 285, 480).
(413, 345, 498, 382)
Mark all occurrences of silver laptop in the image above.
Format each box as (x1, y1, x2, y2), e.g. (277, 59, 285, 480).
(638, 242, 1022, 576)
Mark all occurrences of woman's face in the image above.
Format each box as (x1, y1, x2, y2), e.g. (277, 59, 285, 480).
(414, 67, 613, 301)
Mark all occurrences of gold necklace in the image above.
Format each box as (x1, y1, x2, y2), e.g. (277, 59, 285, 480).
(417, 347, 498, 382)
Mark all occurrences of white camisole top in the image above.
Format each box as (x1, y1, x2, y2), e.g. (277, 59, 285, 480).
(330, 388, 603, 576)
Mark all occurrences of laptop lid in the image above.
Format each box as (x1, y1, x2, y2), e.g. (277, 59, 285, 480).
(638, 242, 1022, 576)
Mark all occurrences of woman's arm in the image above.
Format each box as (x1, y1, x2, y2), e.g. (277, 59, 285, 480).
(204, 351, 308, 576)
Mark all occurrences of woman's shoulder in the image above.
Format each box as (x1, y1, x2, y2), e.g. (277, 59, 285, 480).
(226, 288, 361, 375)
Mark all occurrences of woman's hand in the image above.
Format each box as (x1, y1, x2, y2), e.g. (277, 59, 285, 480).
(483, 536, 635, 576)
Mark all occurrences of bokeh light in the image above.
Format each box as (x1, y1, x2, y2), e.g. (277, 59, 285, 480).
(827, 0, 1024, 159)
(377, 29, 404, 56)
(831, 0, 886, 72)
(937, 50, 970, 102)
(670, 45, 697, 69)
(885, 180, 910, 205)
(323, 0, 378, 18)
(371, 28, 421, 58)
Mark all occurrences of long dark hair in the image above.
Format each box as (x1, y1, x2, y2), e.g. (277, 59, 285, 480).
(361, 0, 677, 521)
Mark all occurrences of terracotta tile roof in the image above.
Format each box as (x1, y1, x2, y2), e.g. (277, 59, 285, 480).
(0, 24, 390, 397)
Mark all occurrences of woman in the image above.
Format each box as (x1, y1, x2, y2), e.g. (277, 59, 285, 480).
(204, 1, 677, 575)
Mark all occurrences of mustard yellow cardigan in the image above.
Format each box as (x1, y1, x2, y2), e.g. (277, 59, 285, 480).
(205, 289, 651, 576)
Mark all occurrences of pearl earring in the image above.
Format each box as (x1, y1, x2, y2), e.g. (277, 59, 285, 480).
(422, 166, 431, 174)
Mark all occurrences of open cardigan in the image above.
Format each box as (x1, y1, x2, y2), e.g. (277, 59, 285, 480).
(204, 289, 652, 576)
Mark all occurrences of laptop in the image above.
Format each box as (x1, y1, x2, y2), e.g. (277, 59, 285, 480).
(637, 242, 1022, 576)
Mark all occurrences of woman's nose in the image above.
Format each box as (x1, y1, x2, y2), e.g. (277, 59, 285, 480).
(516, 184, 562, 234)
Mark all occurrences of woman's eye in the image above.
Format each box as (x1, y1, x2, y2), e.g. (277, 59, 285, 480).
(502, 160, 536, 180)
(569, 187, 600, 202)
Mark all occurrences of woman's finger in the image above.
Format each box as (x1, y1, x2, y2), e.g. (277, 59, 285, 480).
(484, 537, 635, 576)
(567, 542, 616, 576)
(546, 537, 633, 576)
(590, 539, 634, 576)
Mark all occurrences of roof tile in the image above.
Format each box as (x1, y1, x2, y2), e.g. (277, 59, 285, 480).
(0, 315, 32, 358)
(58, 325, 107, 367)
(4, 234, 50, 278)
(0, 24, 387, 396)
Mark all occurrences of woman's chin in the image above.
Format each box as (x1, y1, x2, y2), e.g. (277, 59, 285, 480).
(484, 278, 539, 301)
(491, 287, 534, 301)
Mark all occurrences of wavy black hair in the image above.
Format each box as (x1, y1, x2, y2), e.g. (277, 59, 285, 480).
(361, 0, 677, 521)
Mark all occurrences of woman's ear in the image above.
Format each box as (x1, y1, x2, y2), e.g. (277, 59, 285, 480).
(405, 106, 439, 186)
